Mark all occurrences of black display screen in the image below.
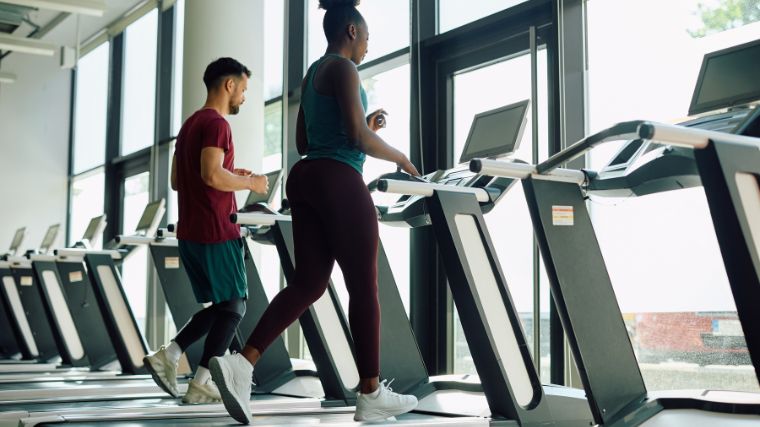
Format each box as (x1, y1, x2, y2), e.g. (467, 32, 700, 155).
(459, 99, 530, 164)
(689, 39, 760, 115)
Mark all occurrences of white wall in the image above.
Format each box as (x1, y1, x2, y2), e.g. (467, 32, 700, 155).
(0, 52, 70, 254)
(182, 0, 265, 207)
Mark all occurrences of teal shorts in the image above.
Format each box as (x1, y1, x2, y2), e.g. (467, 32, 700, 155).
(178, 238, 248, 304)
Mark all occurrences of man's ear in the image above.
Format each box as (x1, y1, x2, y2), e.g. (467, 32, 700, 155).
(347, 23, 357, 40)
(225, 77, 235, 93)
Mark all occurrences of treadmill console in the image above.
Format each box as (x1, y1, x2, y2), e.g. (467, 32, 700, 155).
(379, 166, 517, 228)
(592, 39, 760, 197)
(377, 100, 531, 227)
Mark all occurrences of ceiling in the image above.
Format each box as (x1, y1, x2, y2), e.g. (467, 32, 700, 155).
(0, 2, 57, 35)
(0, 0, 145, 61)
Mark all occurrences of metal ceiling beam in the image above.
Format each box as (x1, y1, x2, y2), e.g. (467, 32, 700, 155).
(0, 0, 105, 17)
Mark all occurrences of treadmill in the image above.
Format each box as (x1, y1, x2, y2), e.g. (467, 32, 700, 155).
(375, 100, 594, 426)
(233, 202, 512, 418)
(466, 39, 760, 426)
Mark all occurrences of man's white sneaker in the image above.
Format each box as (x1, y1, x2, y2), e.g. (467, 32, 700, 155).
(143, 347, 179, 398)
(209, 353, 254, 425)
(354, 379, 418, 422)
(182, 379, 222, 404)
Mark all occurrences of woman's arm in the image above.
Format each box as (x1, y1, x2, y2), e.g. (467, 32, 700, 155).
(331, 59, 419, 176)
(296, 105, 308, 155)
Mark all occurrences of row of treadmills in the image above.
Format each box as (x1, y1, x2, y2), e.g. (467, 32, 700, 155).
(2, 39, 760, 426)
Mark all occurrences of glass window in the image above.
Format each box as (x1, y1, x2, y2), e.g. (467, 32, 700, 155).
(439, 0, 527, 34)
(451, 52, 549, 375)
(72, 43, 109, 174)
(121, 171, 151, 334)
(263, 101, 283, 176)
(121, 10, 158, 156)
(329, 64, 412, 315)
(172, 0, 185, 135)
(307, 0, 410, 65)
(587, 0, 760, 392)
(264, 0, 285, 100)
(68, 169, 105, 246)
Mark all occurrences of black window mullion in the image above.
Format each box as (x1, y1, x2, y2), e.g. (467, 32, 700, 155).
(283, 0, 307, 175)
(152, 4, 175, 219)
(281, 0, 308, 357)
(411, 0, 447, 375)
(66, 69, 76, 245)
(104, 34, 125, 243)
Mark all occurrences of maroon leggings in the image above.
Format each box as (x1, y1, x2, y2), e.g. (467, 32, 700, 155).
(246, 158, 380, 378)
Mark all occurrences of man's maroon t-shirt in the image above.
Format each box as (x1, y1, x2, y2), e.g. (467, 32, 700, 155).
(175, 108, 241, 243)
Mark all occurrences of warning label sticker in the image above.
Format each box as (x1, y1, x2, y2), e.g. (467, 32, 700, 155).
(69, 271, 83, 283)
(165, 257, 180, 269)
(552, 205, 574, 226)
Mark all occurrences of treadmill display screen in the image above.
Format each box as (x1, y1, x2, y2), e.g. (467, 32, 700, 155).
(459, 99, 530, 164)
(82, 215, 106, 241)
(244, 169, 282, 207)
(39, 224, 60, 252)
(9, 227, 25, 252)
(135, 201, 163, 233)
(689, 39, 760, 116)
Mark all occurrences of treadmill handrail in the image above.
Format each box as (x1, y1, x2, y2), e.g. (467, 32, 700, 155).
(377, 179, 491, 202)
(28, 255, 57, 262)
(6, 256, 32, 266)
(637, 121, 760, 149)
(535, 121, 643, 174)
(115, 235, 154, 246)
(471, 159, 586, 184)
(231, 212, 292, 226)
(536, 120, 760, 174)
(55, 248, 123, 260)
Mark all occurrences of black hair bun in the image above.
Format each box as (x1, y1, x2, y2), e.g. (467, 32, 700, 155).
(318, 0, 360, 10)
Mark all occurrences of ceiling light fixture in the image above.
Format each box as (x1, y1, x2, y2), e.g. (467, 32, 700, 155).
(0, 72, 17, 84)
(0, 33, 56, 56)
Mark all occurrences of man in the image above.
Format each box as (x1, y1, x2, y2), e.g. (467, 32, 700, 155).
(143, 57, 268, 404)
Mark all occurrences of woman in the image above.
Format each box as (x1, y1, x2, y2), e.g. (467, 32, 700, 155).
(210, 1, 419, 424)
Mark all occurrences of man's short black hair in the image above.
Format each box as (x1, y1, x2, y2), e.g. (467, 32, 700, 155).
(203, 57, 251, 90)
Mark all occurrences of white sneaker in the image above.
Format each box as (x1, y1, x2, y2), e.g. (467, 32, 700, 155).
(209, 353, 254, 425)
(143, 347, 179, 398)
(182, 379, 222, 404)
(354, 379, 418, 421)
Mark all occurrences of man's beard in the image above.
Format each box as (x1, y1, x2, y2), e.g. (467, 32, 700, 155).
(230, 103, 240, 115)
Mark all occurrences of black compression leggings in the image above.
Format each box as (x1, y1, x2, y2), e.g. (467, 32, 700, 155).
(173, 298, 246, 368)
(246, 158, 381, 379)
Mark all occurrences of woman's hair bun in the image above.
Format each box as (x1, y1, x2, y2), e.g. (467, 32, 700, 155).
(318, 0, 360, 10)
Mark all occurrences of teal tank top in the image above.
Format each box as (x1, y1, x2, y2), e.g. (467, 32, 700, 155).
(302, 54, 368, 174)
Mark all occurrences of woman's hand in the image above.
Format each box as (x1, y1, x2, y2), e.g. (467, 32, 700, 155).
(397, 158, 420, 177)
(366, 108, 388, 132)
